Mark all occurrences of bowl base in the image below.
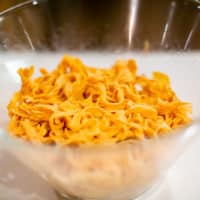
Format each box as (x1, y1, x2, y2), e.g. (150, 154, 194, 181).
(55, 178, 165, 200)
(135, 178, 164, 200)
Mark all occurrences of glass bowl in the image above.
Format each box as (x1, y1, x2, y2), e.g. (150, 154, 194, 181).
(0, 0, 200, 200)
(1, 51, 200, 200)
(0, 120, 200, 200)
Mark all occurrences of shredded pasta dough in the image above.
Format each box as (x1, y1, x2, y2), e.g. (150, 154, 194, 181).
(7, 55, 192, 145)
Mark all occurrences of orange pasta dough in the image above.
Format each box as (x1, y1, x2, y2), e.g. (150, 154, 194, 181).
(7, 55, 192, 145)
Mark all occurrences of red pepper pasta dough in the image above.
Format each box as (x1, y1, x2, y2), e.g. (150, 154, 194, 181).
(7, 55, 192, 145)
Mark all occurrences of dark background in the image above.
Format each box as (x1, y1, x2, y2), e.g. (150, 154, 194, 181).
(0, 0, 199, 50)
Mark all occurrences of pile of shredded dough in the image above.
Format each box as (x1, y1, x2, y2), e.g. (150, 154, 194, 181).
(7, 55, 192, 145)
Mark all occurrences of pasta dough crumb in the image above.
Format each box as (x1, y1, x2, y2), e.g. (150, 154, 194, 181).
(7, 55, 192, 145)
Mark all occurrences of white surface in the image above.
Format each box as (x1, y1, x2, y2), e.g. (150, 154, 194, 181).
(0, 52, 200, 200)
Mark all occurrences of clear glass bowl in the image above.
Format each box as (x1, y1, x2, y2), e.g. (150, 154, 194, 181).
(0, 0, 200, 200)
(0, 120, 200, 200)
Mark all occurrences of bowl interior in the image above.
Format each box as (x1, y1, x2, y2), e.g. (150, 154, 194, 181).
(0, 51, 200, 129)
